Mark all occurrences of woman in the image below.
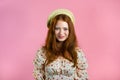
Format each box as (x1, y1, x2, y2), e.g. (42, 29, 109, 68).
(33, 9, 88, 80)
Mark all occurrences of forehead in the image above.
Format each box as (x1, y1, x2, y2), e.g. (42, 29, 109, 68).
(56, 20, 68, 28)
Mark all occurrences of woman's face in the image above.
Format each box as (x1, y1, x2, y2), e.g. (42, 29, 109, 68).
(55, 20, 69, 42)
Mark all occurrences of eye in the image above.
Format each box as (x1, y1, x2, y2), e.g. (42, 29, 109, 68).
(64, 28, 68, 31)
(55, 27, 60, 30)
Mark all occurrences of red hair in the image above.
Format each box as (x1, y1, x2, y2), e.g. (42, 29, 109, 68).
(43, 14, 78, 67)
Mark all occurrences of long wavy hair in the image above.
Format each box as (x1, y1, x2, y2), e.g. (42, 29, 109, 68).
(43, 14, 78, 67)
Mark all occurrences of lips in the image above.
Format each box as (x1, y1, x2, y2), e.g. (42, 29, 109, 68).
(58, 36, 64, 39)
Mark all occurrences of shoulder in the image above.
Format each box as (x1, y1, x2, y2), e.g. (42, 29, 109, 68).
(75, 47, 88, 68)
(75, 47, 86, 58)
(75, 47, 82, 52)
(37, 47, 45, 53)
(35, 47, 46, 59)
(75, 47, 83, 54)
(33, 47, 46, 66)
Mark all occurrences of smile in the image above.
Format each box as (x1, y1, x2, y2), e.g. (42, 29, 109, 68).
(58, 36, 64, 39)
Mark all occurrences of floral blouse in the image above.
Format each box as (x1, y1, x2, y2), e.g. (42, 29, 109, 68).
(33, 47, 88, 80)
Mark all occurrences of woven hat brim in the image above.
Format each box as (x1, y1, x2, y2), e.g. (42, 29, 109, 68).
(47, 9, 75, 27)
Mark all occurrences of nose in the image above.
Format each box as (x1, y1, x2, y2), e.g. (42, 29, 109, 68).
(59, 29, 64, 34)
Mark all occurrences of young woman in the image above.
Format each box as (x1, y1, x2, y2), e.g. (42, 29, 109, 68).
(33, 9, 88, 80)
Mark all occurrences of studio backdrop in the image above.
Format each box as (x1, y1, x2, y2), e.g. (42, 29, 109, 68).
(0, 0, 120, 80)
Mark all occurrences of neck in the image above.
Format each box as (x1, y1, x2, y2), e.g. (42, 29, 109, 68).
(57, 41, 63, 48)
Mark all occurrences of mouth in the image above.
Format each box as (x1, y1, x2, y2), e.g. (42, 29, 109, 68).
(58, 36, 64, 39)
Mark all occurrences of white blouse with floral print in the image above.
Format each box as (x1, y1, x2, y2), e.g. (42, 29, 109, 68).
(33, 47, 88, 80)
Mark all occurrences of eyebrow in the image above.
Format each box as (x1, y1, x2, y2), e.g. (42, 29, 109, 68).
(55, 26, 68, 28)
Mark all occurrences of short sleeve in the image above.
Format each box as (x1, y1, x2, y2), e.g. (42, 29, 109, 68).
(74, 48, 88, 80)
(32, 48, 46, 80)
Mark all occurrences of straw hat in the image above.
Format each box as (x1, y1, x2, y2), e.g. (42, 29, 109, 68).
(47, 9, 75, 28)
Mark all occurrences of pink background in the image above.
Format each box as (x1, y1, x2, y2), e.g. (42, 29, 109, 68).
(0, 0, 120, 80)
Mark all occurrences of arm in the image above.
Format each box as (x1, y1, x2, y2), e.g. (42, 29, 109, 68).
(74, 48, 88, 80)
(32, 48, 46, 80)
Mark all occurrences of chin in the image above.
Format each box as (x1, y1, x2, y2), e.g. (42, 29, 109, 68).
(58, 39, 66, 42)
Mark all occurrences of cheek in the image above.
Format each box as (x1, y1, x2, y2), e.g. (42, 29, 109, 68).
(55, 30, 59, 35)
(66, 31, 69, 35)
